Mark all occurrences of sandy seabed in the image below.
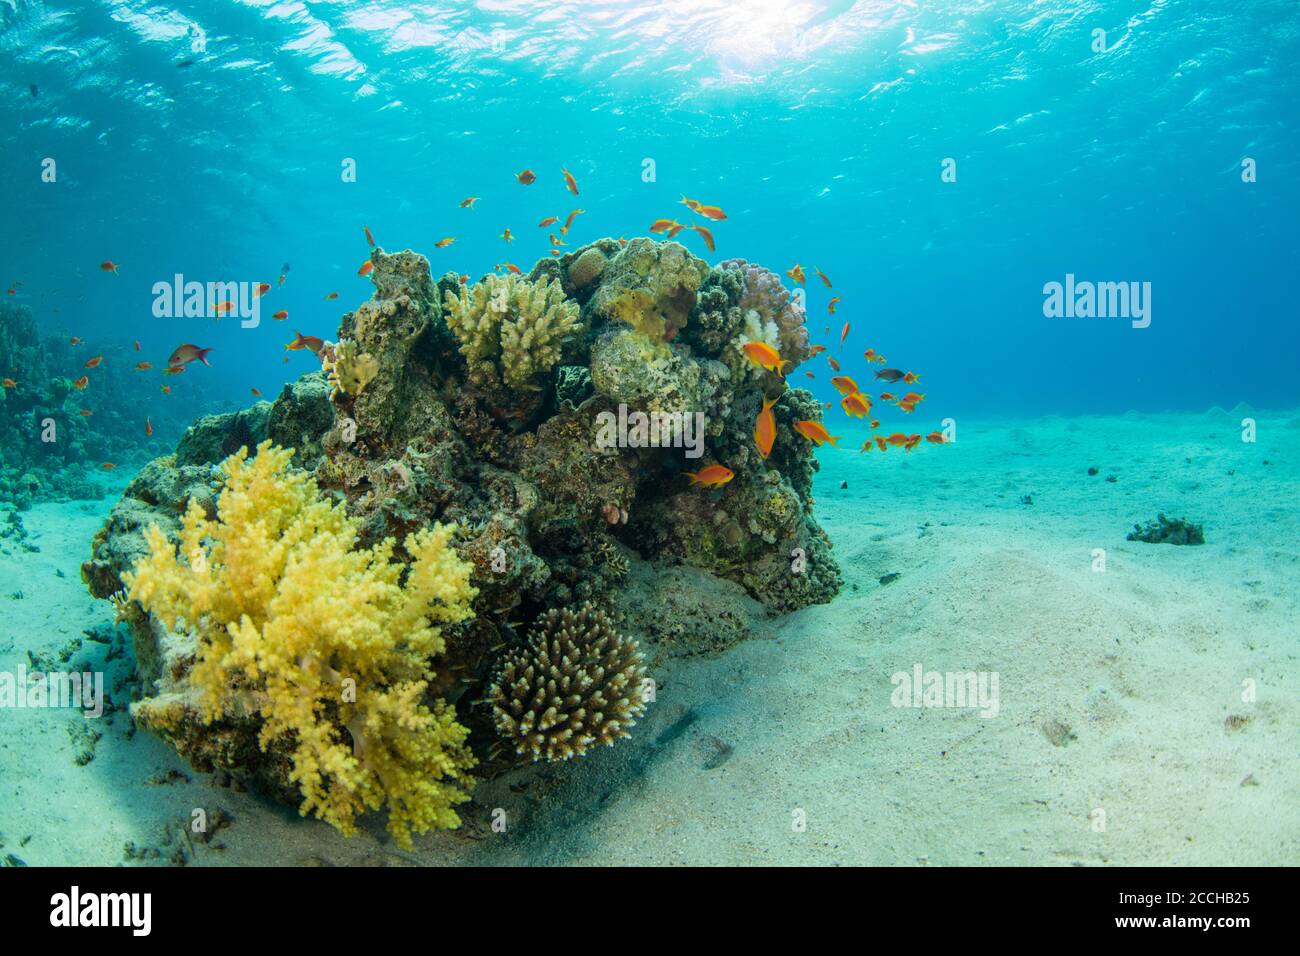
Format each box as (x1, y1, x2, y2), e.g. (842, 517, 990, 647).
(1, 405, 1296, 867)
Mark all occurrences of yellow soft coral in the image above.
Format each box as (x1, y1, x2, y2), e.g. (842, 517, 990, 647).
(123, 440, 478, 848)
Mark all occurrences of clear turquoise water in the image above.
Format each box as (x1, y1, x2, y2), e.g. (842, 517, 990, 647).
(4, 0, 1297, 418)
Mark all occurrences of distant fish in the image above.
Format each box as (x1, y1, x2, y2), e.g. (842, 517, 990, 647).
(694, 204, 727, 221)
(272, 310, 288, 321)
(563, 208, 584, 231)
(100, 261, 119, 274)
(678, 195, 703, 213)
(562, 167, 579, 195)
(160, 385, 170, 394)
(324, 292, 338, 300)
(786, 264, 805, 286)
(358, 260, 374, 276)
(689, 224, 715, 252)
(839, 322, 849, 349)
(649, 219, 678, 234)
(827, 357, 841, 372)
(134, 361, 152, 371)
(72, 376, 89, 389)
(903, 371, 921, 384)
(685, 464, 734, 488)
(740, 341, 787, 374)
(84, 355, 103, 368)
(29, 83, 38, 97)
(827, 296, 840, 314)
(814, 267, 832, 288)
(167, 343, 212, 367)
(254, 283, 271, 298)
(251, 387, 262, 397)
(460, 197, 480, 208)
(538, 216, 558, 227)
(134, 339, 141, 351)
(926, 432, 948, 445)
(434, 237, 456, 248)
(516, 169, 536, 185)
(68, 337, 81, 345)
(100, 462, 116, 470)
(364, 225, 375, 246)
(1, 378, 16, 389)
(145, 417, 153, 436)
(500, 228, 514, 243)
(863, 348, 885, 364)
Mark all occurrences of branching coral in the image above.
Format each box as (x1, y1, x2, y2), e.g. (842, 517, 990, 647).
(123, 440, 478, 848)
(488, 602, 647, 762)
(442, 273, 580, 392)
(325, 338, 379, 397)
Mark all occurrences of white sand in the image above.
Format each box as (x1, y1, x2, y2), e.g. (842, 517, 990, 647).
(2, 407, 1296, 866)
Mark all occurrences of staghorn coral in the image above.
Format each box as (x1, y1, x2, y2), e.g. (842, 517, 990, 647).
(489, 602, 647, 762)
(443, 272, 581, 393)
(122, 440, 478, 849)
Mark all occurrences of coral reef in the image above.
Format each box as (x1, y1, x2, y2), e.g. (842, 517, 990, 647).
(122, 441, 477, 848)
(87, 236, 842, 833)
(488, 603, 647, 762)
(1127, 513, 1206, 545)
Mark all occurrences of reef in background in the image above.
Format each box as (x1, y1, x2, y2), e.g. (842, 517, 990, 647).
(83, 238, 842, 838)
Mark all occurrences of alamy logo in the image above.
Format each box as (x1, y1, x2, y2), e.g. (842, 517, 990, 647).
(0, 665, 104, 718)
(151, 274, 263, 328)
(50, 886, 151, 936)
(594, 403, 706, 459)
(1042, 273, 1151, 328)
(890, 663, 1000, 718)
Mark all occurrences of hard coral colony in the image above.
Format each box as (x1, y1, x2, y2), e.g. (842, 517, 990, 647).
(81, 227, 891, 845)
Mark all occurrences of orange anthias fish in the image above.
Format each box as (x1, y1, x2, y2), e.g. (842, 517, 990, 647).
(793, 420, 840, 446)
(827, 357, 841, 372)
(538, 216, 559, 227)
(160, 385, 171, 394)
(926, 432, 948, 444)
(503, 263, 521, 275)
(562, 167, 579, 195)
(83, 355, 104, 368)
(163, 365, 185, 376)
(695, 204, 727, 221)
(649, 219, 677, 234)
(273, 310, 288, 321)
(364, 224, 375, 246)
(874, 368, 905, 383)
(500, 228, 514, 243)
(885, 432, 910, 447)
(134, 340, 141, 351)
(874, 435, 888, 452)
(460, 197, 480, 208)
(286, 331, 325, 355)
(516, 169, 536, 185)
(324, 293, 338, 300)
(100, 261, 119, 273)
(740, 341, 788, 374)
(1, 378, 16, 389)
(679, 195, 703, 213)
(900, 392, 926, 404)
(168, 344, 213, 367)
(563, 208, 585, 231)
(827, 296, 840, 314)
(830, 375, 859, 396)
(869, 419, 880, 430)
(358, 260, 374, 277)
(786, 264, 805, 286)
(435, 237, 455, 248)
(839, 322, 850, 349)
(689, 224, 715, 252)
(72, 376, 89, 389)
(213, 300, 235, 317)
(814, 267, 832, 288)
(808, 345, 826, 357)
(898, 401, 916, 414)
(903, 371, 921, 384)
(841, 393, 870, 419)
(134, 361, 152, 371)
(863, 348, 885, 364)
(879, 391, 896, 402)
(100, 462, 116, 470)
(254, 283, 271, 298)
(860, 440, 875, 453)
(905, 434, 922, 452)
(251, 387, 262, 397)
(145, 417, 153, 436)
(685, 464, 734, 488)
(754, 395, 779, 459)
(69, 337, 81, 345)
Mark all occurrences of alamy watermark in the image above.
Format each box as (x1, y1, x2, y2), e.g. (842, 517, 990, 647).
(595, 403, 705, 458)
(151, 274, 264, 328)
(890, 663, 1000, 718)
(1, 664, 105, 718)
(1043, 274, 1151, 329)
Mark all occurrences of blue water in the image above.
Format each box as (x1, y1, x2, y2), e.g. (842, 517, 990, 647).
(3, 0, 1298, 417)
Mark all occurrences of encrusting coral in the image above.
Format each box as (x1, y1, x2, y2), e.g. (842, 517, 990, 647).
(122, 439, 478, 848)
(488, 602, 647, 762)
(443, 272, 581, 393)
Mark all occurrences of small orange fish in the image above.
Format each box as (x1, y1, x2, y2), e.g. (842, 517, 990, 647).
(863, 348, 885, 364)
(504, 263, 521, 275)
(839, 322, 850, 349)
(516, 169, 536, 185)
(808, 345, 826, 357)
(500, 228, 514, 243)
(272, 310, 288, 321)
(793, 420, 840, 447)
(5, 288, 13, 295)
(869, 419, 880, 430)
(358, 260, 374, 277)
(549, 233, 566, 247)
(830, 376, 859, 396)
(814, 267, 832, 288)
(689, 224, 715, 252)
(168, 344, 212, 367)
(685, 464, 734, 488)
(100, 462, 116, 470)
(162, 365, 186, 376)
(1, 378, 16, 389)
(695, 204, 726, 221)
(460, 197, 480, 208)
(435, 237, 456, 248)
(134, 340, 141, 352)
(286, 330, 325, 355)
(562, 167, 579, 195)
(324, 293, 338, 301)
(649, 219, 677, 233)
(841, 393, 870, 419)
(69, 337, 81, 345)
(860, 440, 874, 453)
(145, 417, 153, 436)
(900, 392, 926, 404)
(212, 300, 235, 317)
(278, 273, 287, 286)
(666, 222, 686, 239)
(84, 355, 103, 369)
(538, 216, 559, 227)
(754, 394, 779, 459)
(786, 264, 805, 286)
(828, 357, 841, 372)
(160, 385, 171, 394)
(827, 296, 840, 314)
(903, 371, 921, 384)
(72, 376, 89, 390)
(364, 225, 375, 246)
(905, 434, 922, 452)
(804, 372, 815, 379)
(100, 261, 118, 273)
(254, 283, 271, 298)
(875, 435, 888, 452)
(885, 432, 909, 447)
(741, 341, 788, 374)
(564, 208, 584, 231)
(880, 392, 896, 402)
(926, 432, 948, 445)
(898, 401, 916, 414)
(134, 361, 152, 371)
(251, 387, 262, 397)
